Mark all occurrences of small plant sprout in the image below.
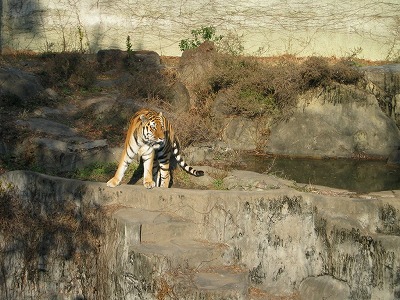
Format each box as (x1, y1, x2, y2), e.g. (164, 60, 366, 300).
(126, 35, 133, 54)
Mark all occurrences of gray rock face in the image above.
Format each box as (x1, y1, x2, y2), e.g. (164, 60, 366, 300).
(179, 41, 217, 106)
(388, 147, 400, 165)
(12, 115, 114, 172)
(16, 118, 78, 137)
(362, 64, 400, 126)
(129, 50, 161, 70)
(299, 275, 351, 300)
(0, 67, 44, 105)
(220, 117, 259, 151)
(1, 170, 400, 299)
(362, 64, 400, 92)
(266, 84, 400, 158)
(169, 81, 191, 112)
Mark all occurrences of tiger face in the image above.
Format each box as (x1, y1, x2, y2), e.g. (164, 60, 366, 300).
(141, 113, 165, 149)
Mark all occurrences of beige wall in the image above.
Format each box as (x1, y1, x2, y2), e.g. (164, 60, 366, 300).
(1, 0, 399, 60)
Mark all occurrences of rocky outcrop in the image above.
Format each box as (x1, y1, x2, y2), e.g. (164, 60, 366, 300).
(265, 83, 400, 158)
(1, 170, 400, 299)
(178, 41, 217, 107)
(362, 64, 400, 125)
(179, 45, 400, 157)
(2, 53, 400, 299)
(0, 67, 45, 106)
(6, 95, 121, 173)
(299, 276, 351, 300)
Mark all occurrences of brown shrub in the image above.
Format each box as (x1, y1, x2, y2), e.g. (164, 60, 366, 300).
(269, 60, 303, 111)
(331, 59, 363, 84)
(193, 54, 363, 122)
(208, 55, 262, 92)
(39, 52, 97, 90)
(169, 107, 215, 147)
(299, 56, 331, 88)
(202, 54, 302, 119)
(120, 70, 173, 100)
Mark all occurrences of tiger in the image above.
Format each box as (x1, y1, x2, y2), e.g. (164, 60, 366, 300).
(106, 108, 204, 189)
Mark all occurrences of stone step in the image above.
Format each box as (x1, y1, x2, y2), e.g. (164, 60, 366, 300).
(129, 239, 228, 270)
(175, 268, 250, 299)
(194, 267, 249, 292)
(113, 207, 200, 244)
(140, 220, 196, 243)
(127, 241, 250, 299)
(114, 207, 251, 298)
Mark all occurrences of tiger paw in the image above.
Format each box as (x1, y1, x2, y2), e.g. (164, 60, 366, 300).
(143, 180, 156, 189)
(106, 177, 120, 188)
(159, 181, 170, 188)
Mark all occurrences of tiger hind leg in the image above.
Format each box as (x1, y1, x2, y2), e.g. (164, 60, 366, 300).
(152, 160, 161, 187)
(158, 162, 171, 188)
(152, 160, 170, 188)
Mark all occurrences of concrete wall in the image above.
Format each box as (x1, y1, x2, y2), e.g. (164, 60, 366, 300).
(0, 0, 399, 60)
(1, 170, 400, 299)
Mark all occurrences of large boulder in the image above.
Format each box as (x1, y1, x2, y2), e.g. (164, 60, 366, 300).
(0, 67, 44, 106)
(299, 275, 351, 300)
(178, 41, 217, 106)
(169, 81, 191, 113)
(265, 84, 400, 158)
(220, 117, 259, 150)
(179, 41, 216, 84)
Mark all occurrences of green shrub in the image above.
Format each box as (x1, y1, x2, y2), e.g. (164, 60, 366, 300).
(179, 26, 223, 51)
(126, 35, 133, 54)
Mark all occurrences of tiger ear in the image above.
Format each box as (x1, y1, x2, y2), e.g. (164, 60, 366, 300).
(140, 114, 148, 123)
(158, 112, 163, 117)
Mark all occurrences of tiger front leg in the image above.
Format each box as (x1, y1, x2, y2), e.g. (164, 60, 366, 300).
(107, 153, 132, 187)
(142, 148, 156, 189)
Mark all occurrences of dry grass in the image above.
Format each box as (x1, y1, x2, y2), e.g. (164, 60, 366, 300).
(39, 52, 97, 91)
(198, 54, 363, 120)
(120, 69, 173, 100)
(170, 108, 216, 147)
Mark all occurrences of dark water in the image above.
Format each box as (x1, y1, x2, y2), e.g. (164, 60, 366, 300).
(240, 156, 400, 193)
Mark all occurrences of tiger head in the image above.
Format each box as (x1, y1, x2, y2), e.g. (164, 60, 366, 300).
(140, 112, 165, 148)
